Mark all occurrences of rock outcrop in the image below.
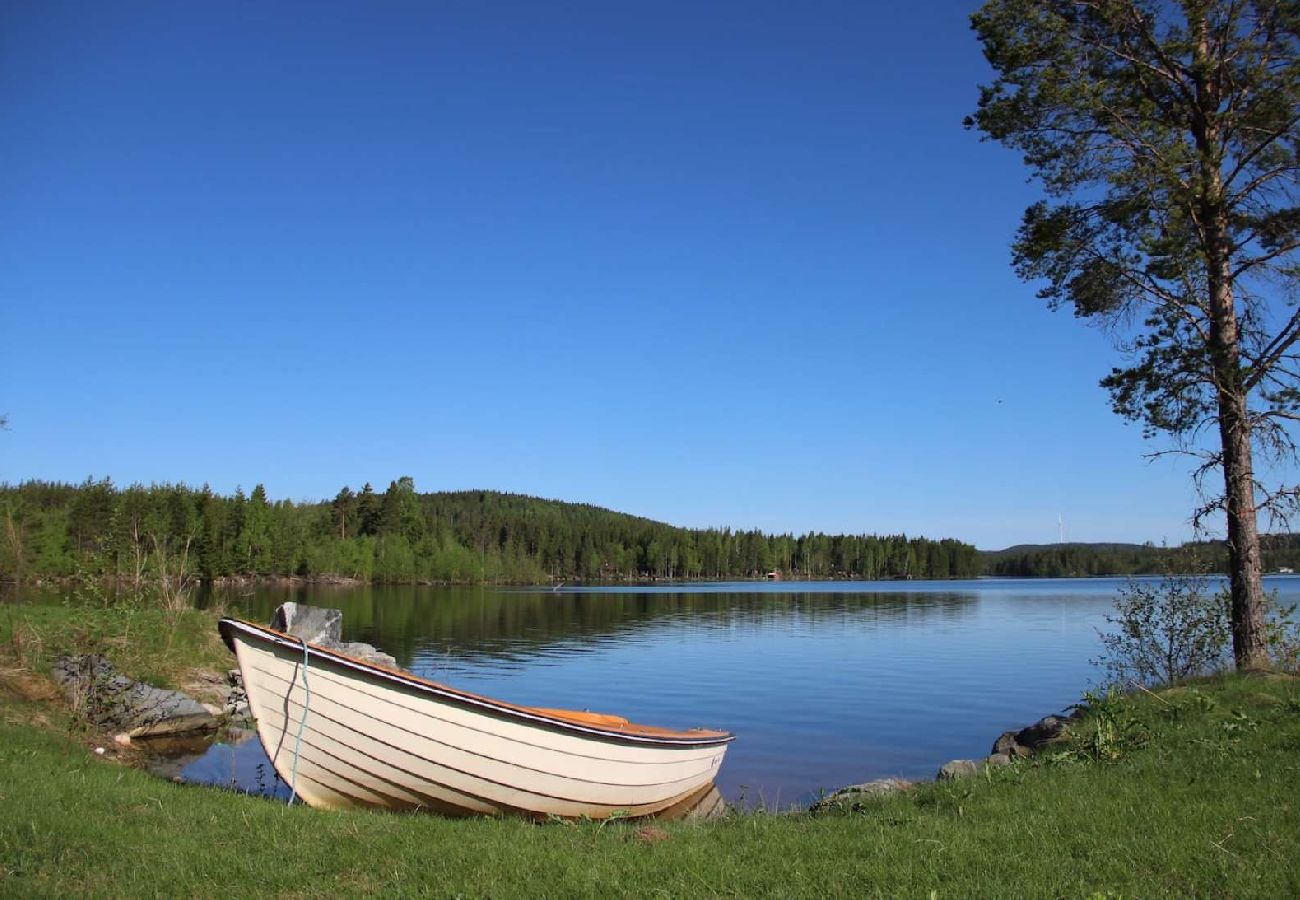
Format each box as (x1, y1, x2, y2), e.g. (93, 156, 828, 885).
(52, 655, 218, 737)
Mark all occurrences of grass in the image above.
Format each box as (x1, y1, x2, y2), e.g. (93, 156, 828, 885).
(1, 601, 230, 698)
(0, 602, 1298, 897)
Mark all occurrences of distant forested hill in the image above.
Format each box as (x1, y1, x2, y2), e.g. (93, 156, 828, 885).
(981, 536, 1300, 577)
(0, 479, 982, 584)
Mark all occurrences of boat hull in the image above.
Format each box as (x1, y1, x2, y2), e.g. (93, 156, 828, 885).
(220, 619, 731, 819)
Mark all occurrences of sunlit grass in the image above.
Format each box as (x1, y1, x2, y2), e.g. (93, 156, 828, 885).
(1, 601, 229, 695)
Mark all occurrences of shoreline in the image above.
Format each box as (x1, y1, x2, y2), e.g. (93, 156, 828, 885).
(3, 570, 1270, 591)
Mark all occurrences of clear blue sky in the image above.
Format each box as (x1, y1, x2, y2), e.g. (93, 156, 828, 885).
(0, 1, 1227, 549)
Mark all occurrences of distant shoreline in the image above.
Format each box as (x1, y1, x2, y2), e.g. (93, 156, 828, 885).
(9, 570, 1296, 592)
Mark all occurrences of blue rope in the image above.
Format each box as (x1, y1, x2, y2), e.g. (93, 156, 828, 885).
(287, 637, 311, 806)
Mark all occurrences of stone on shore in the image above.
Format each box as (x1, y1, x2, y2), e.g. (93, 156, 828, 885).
(991, 730, 1033, 758)
(811, 778, 912, 812)
(52, 655, 217, 737)
(335, 641, 399, 669)
(270, 603, 401, 669)
(821, 707, 1075, 810)
(271, 602, 343, 645)
(1014, 714, 1074, 751)
(936, 759, 982, 780)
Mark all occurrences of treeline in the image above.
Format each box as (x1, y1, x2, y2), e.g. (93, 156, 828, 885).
(981, 537, 1300, 578)
(0, 478, 983, 584)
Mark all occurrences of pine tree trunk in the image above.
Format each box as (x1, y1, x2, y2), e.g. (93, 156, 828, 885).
(1207, 206, 1269, 669)
(1194, 16, 1269, 672)
(1207, 209, 1269, 670)
(1216, 384, 1270, 670)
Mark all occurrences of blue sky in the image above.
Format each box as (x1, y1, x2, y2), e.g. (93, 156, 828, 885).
(0, 1, 1224, 548)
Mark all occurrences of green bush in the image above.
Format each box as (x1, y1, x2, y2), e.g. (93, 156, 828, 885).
(1095, 574, 1230, 687)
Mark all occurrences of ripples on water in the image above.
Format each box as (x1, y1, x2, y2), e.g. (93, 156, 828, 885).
(25, 576, 1300, 808)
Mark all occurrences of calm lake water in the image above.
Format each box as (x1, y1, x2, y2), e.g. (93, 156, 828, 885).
(179, 575, 1298, 808)
(22, 576, 1300, 808)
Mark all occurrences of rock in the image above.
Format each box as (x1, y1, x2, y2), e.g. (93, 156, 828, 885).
(1015, 715, 1072, 751)
(94, 747, 106, 756)
(223, 677, 251, 723)
(335, 641, 398, 669)
(227, 669, 243, 687)
(52, 655, 217, 738)
(811, 778, 912, 812)
(990, 730, 1031, 758)
(984, 752, 1012, 768)
(936, 759, 982, 781)
(271, 602, 342, 646)
(201, 702, 223, 717)
(269, 603, 403, 672)
(113, 733, 131, 747)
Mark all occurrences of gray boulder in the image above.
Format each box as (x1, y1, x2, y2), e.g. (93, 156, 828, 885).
(271, 602, 342, 645)
(1015, 714, 1073, 751)
(936, 759, 982, 781)
(811, 778, 912, 812)
(991, 730, 1033, 759)
(335, 641, 398, 669)
(270, 603, 400, 670)
(52, 655, 217, 737)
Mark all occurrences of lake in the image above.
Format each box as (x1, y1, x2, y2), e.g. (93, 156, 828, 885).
(22, 575, 1293, 808)
(164, 574, 1295, 809)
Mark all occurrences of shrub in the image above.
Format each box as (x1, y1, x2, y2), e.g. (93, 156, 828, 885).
(1265, 601, 1300, 672)
(1094, 574, 1229, 687)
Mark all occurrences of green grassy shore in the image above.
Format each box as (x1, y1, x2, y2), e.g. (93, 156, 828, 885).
(1, 603, 1298, 897)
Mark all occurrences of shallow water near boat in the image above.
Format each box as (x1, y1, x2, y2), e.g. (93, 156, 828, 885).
(132, 576, 1300, 807)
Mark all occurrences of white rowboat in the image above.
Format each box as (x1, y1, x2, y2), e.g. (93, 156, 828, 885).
(219, 618, 733, 818)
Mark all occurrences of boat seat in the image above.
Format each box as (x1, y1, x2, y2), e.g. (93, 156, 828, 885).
(530, 708, 631, 727)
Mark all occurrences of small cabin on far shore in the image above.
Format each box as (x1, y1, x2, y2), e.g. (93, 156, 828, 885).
(765, 571, 782, 581)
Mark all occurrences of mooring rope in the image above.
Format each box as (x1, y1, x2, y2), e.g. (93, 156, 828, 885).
(287, 636, 311, 806)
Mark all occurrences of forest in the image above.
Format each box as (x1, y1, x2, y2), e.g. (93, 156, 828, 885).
(8, 478, 1298, 586)
(0, 478, 983, 584)
(982, 537, 1300, 578)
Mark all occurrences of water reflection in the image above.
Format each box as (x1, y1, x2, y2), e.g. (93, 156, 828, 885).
(142, 726, 290, 802)
(208, 584, 981, 670)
